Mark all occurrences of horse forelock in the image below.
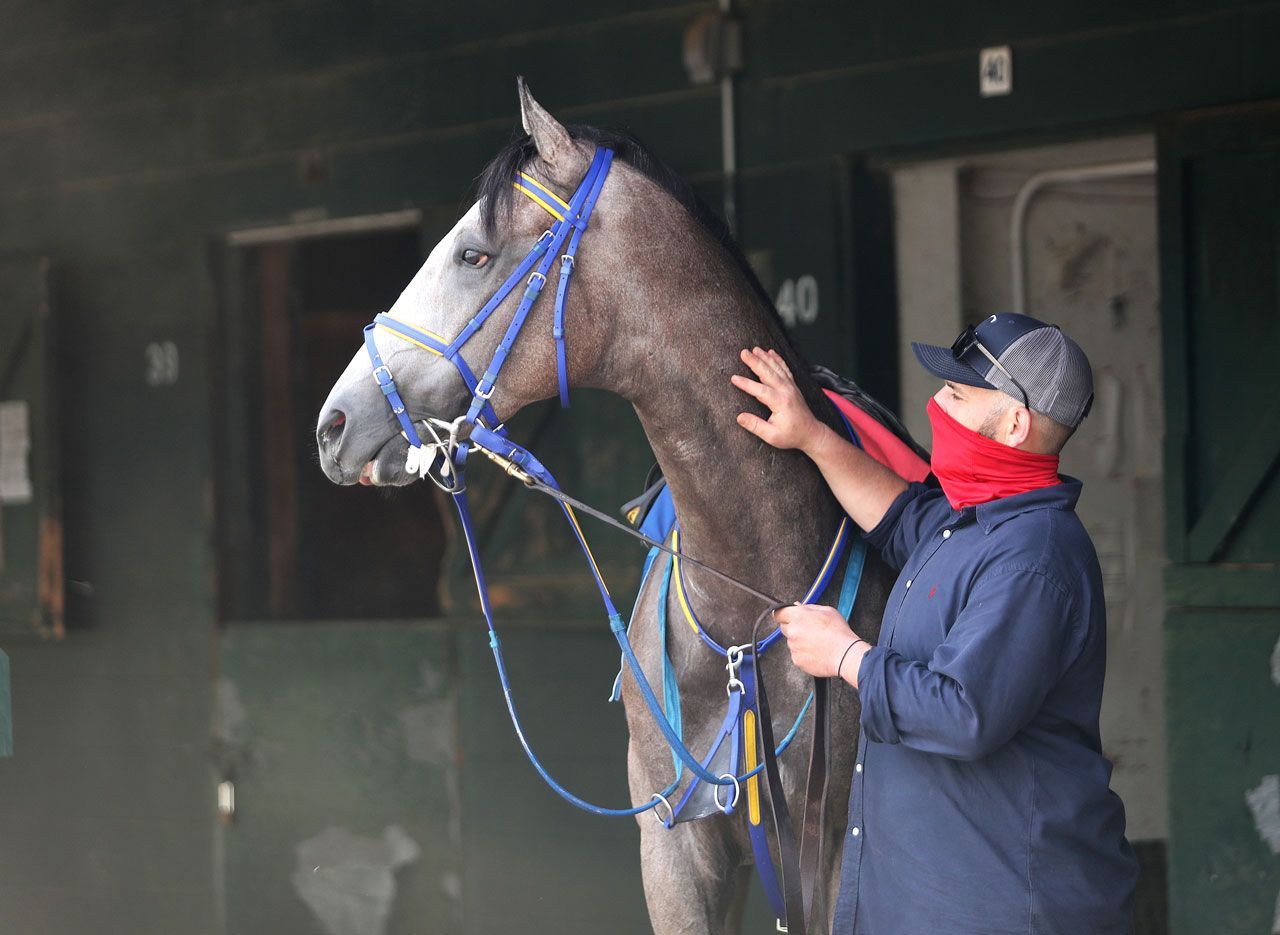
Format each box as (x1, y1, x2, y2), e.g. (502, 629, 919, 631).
(473, 124, 788, 337)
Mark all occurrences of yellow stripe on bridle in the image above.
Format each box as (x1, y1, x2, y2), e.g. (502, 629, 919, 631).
(375, 314, 447, 357)
(513, 172, 571, 221)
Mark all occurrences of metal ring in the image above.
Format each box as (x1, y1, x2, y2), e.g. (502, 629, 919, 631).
(650, 792, 674, 826)
(713, 773, 740, 813)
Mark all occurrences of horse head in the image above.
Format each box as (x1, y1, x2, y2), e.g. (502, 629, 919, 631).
(316, 79, 640, 487)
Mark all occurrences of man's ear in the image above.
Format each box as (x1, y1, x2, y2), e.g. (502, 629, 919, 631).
(517, 77, 579, 185)
(1007, 405, 1035, 449)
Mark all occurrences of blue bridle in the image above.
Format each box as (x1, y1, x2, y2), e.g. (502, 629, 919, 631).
(359, 147, 867, 927)
(363, 145, 614, 481)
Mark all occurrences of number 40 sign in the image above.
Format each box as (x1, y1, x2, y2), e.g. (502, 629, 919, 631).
(774, 275, 819, 328)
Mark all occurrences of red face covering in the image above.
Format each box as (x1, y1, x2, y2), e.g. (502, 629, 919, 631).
(926, 398, 1061, 509)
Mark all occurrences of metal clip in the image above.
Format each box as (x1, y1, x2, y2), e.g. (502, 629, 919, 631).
(713, 773, 740, 813)
(725, 644, 747, 695)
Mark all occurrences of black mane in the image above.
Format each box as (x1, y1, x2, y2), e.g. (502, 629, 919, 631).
(474, 124, 778, 316)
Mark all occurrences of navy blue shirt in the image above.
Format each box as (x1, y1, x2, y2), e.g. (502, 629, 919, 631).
(833, 479, 1138, 934)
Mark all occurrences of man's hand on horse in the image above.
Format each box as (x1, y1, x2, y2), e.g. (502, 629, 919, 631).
(731, 347, 820, 451)
(775, 603, 868, 682)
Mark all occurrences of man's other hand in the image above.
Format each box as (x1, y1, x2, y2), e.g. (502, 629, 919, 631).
(775, 603, 865, 680)
(731, 347, 821, 452)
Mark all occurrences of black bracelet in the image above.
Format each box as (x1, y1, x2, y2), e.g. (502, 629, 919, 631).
(837, 639, 867, 681)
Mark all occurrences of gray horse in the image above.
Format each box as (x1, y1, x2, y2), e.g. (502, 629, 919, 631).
(316, 80, 894, 934)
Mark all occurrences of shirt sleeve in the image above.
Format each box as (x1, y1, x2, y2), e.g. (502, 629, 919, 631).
(863, 482, 951, 572)
(856, 567, 1079, 761)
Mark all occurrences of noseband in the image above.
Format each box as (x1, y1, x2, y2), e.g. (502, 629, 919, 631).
(362, 146, 613, 481)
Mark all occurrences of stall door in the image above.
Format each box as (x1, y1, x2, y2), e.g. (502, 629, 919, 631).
(0, 256, 61, 643)
(1159, 103, 1280, 934)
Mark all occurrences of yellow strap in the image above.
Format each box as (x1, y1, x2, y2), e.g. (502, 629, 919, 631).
(512, 182, 566, 222)
(810, 516, 849, 591)
(516, 172, 572, 209)
(744, 708, 761, 825)
(670, 529, 703, 636)
(375, 316, 446, 357)
(565, 505, 611, 598)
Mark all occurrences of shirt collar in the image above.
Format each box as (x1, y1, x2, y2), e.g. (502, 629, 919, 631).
(955, 476, 1083, 533)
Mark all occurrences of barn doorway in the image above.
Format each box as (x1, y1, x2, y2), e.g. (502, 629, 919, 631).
(213, 216, 447, 622)
(888, 134, 1167, 931)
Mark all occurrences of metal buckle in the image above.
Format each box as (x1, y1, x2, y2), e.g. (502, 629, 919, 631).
(560, 253, 575, 268)
(527, 271, 547, 287)
(372, 364, 392, 384)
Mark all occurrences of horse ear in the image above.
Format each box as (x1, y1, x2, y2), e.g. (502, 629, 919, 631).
(517, 77, 575, 176)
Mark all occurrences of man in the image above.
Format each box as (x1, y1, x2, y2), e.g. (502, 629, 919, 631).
(731, 313, 1138, 934)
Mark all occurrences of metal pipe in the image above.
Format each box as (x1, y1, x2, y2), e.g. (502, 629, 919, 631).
(718, 0, 738, 234)
(1009, 159, 1155, 314)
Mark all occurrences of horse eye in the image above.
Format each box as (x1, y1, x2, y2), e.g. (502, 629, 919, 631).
(461, 248, 490, 268)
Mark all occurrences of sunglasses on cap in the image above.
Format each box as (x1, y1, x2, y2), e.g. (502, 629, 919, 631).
(950, 324, 1030, 408)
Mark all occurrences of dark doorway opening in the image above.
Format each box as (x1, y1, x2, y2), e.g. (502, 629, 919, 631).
(214, 225, 447, 621)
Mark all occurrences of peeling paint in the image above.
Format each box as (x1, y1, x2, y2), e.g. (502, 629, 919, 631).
(398, 700, 453, 764)
(213, 676, 246, 744)
(417, 657, 445, 697)
(1247, 775, 1280, 855)
(292, 824, 420, 935)
(441, 870, 462, 902)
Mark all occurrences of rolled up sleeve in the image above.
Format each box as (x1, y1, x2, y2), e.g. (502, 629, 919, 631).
(863, 482, 951, 572)
(857, 568, 1078, 760)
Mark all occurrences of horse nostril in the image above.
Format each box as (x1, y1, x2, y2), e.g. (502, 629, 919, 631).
(320, 410, 347, 450)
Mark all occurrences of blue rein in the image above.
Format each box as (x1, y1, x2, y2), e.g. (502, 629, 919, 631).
(359, 145, 868, 834)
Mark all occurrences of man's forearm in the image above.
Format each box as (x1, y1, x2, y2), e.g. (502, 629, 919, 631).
(803, 422, 908, 533)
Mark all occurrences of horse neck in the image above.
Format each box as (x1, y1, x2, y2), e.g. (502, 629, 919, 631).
(614, 247, 846, 630)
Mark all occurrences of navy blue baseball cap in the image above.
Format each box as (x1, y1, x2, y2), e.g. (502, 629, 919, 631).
(913, 313, 1094, 428)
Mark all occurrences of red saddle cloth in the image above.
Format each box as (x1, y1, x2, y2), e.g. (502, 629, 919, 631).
(823, 389, 931, 483)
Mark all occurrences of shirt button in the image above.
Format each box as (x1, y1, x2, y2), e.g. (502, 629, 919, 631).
(905, 579, 912, 589)
(851, 826, 861, 837)
(855, 763, 863, 773)
(942, 529, 952, 539)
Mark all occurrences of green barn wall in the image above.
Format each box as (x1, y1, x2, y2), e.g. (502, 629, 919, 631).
(1, 1, 1279, 932)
